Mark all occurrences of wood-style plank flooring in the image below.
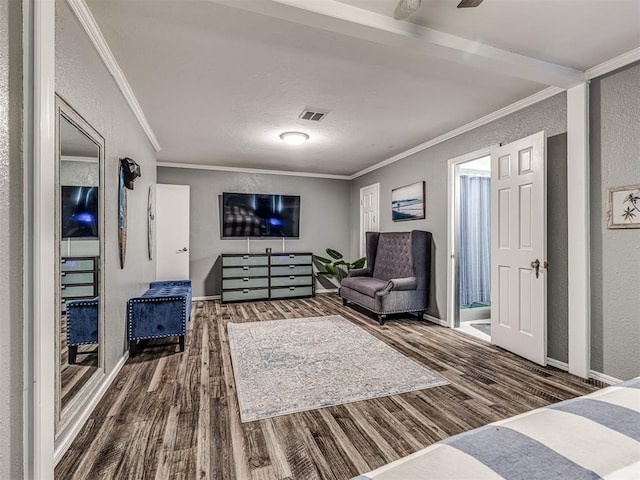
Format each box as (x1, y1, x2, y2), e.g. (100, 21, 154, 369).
(55, 294, 604, 480)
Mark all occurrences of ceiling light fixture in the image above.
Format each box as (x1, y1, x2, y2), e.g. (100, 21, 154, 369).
(280, 131, 309, 145)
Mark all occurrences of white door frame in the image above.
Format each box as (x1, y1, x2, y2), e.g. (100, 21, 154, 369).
(447, 146, 495, 329)
(359, 183, 380, 258)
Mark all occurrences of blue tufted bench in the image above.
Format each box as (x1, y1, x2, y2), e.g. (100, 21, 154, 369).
(127, 280, 192, 357)
(66, 297, 99, 364)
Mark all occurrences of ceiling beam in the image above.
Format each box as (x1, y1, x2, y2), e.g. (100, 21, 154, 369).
(210, 0, 585, 88)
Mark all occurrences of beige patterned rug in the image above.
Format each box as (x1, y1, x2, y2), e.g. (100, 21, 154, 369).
(227, 315, 449, 422)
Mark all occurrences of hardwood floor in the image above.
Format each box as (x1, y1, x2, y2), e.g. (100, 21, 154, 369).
(55, 294, 604, 480)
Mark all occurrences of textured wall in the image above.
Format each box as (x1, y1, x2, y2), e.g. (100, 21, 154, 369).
(349, 94, 569, 361)
(590, 62, 640, 380)
(156, 167, 351, 297)
(0, 0, 23, 477)
(56, 0, 157, 385)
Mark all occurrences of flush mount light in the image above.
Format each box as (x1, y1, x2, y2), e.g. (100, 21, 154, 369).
(280, 131, 309, 145)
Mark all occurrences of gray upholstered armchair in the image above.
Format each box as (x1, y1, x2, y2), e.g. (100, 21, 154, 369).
(339, 230, 432, 325)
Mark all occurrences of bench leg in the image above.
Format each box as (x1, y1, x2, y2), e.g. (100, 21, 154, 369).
(179, 336, 185, 352)
(129, 340, 137, 358)
(342, 298, 347, 306)
(68, 345, 77, 365)
(378, 314, 386, 326)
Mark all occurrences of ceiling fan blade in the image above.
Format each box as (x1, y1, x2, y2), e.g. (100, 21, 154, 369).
(457, 0, 484, 7)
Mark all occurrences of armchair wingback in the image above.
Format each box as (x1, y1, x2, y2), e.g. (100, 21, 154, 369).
(339, 231, 432, 325)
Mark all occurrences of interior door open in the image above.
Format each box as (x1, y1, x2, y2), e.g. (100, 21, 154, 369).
(491, 131, 547, 365)
(156, 184, 190, 281)
(360, 183, 380, 257)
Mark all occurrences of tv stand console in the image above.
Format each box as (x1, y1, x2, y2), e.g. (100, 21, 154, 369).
(221, 252, 314, 303)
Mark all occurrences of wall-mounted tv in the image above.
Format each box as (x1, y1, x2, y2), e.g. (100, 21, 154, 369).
(61, 185, 99, 239)
(221, 192, 300, 238)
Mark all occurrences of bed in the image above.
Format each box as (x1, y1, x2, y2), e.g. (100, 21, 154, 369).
(353, 377, 640, 480)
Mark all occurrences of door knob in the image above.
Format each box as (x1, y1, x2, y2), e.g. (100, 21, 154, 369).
(531, 259, 540, 278)
(176, 247, 188, 253)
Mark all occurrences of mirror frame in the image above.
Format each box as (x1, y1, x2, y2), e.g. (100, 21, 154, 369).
(54, 95, 106, 437)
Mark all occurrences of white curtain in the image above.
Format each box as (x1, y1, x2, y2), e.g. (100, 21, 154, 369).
(459, 174, 491, 306)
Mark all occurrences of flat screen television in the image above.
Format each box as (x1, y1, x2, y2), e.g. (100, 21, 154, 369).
(61, 185, 99, 239)
(221, 192, 300, 238)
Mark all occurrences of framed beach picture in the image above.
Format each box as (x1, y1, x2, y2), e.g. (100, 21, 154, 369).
(608, 184, 640, 229)
(392, 181, 425, 222)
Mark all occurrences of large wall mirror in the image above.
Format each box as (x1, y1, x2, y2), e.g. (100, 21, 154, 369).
(55, 96, 106, 435)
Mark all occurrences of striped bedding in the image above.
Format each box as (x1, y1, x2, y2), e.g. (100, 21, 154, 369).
(354, 377, 640, 480)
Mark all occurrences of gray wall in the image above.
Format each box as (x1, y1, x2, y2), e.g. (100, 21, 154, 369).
(349, 93, 570, 362)
(156, 168, 351, 297)
(590, 62, 640, 380)
(0, 0, 24, 477)
(56, 0, 157, 378)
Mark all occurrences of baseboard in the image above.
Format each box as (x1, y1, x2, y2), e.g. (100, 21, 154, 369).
(424, 314, 448, 327)
(589, 370, 623, 385)
(316, 288, 338, 294)
(546, 358, 569, 371)
(54, 352, 129, 464)
(192, 295, 220, 301)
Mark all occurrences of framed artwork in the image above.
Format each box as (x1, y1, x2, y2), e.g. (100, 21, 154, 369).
(118, 164, 127, 268)
(607, 184, 640, 229)
(147, 185, 155, 260)
(392, 181, 425, 222)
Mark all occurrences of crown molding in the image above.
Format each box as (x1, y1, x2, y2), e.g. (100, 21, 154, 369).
(66, 0, 162, 152)
(351, 86, 564, 179)
(585, 47, 640, 80)
(157, 161, 351, 180)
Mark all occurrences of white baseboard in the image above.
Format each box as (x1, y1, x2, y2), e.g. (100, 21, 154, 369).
(192, 295, 219, 301)
(54, 352, 129, 464)
(424, 314, 448, 327)
(589, 370, 623, 385)
(546, 358, 569, 371)
(316, 288, 338, 294)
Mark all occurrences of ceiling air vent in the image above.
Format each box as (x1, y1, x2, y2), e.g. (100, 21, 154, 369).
(299, 109, 328, 122)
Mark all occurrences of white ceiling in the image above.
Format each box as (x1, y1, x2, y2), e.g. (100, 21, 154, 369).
(85, 0, 640, 176)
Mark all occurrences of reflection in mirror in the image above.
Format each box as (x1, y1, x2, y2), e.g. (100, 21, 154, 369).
(56, 96, 105, 434)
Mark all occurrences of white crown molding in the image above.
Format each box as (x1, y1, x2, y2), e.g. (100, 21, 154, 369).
(157, 161, 351, 180)
(351, 86, 564, 179)
(585, 47, 640, 80)
(66, 0, 162, 152)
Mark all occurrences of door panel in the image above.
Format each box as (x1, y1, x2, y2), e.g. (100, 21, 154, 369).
(156, 184, 190, 281)
(360, 184, 379, 257)
(491, 131, 546, 365)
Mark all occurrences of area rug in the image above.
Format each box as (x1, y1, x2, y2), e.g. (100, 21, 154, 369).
(227, 315, 449, 422)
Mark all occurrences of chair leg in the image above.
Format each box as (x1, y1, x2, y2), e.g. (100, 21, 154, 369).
(179, 335, 185, 352)
(68, 345, 77, 365)
(129, 339, 137, 358)
(378, 314, 386, 326)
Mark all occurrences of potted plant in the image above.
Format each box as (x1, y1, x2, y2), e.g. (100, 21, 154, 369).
(313, 249, 366, 285)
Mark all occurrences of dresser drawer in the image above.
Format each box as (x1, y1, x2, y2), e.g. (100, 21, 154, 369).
(222, 277, 269, 290)
(270, 265, 312, 276)
(61, 284, 95, 298)
(270, 254, 312, 266)
(61, 258, 95, 272)
(270, 275, 313, 288)
(270, 285, 313, 299)
(61, 272, 95, 285)
(223, 266, 269, 278)
(222, 255, 268, 267)
(222, 288, 269, 303)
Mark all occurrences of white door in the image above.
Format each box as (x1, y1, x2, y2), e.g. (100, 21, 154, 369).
(156, 184, 190, 280)
(360, 183, 380, 257)
(491, 131, 547, 365)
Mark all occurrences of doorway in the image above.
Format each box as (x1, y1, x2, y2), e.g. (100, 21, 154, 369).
(447, 148, 493, 341)
(359, 183, 380, 257)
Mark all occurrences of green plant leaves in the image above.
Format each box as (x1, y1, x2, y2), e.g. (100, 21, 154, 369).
(326, 248, 343, 260)
(351, 257, 366, 269)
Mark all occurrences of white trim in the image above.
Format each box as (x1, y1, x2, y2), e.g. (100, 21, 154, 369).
(157, 161, 351, 180)
(316, 288, 338, 294)
(446, 147, 495, 330)
(60, 155, 99, 164)
(54, 353, 129, 464)
(424, 314, 447, 327)
(351, 86, 563, 179)
(192, 295, 220, 301)
(32, 0, 57, 477)
(585, 47, 640, 80)
(65, 0, 161, 152)
(566, 84, 591, 379)
(359, 183, 380, 258)
(588, 370, 623, 386)
(546, 358, 569, 371)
